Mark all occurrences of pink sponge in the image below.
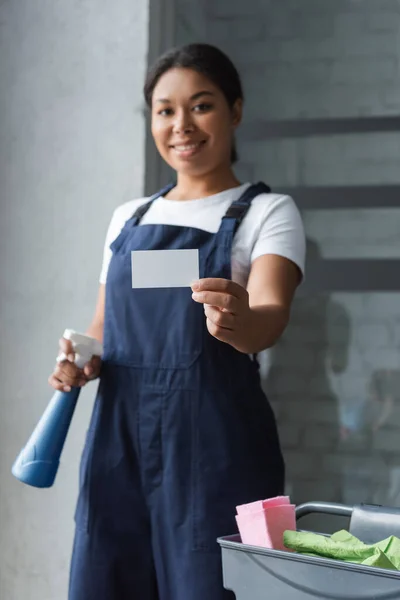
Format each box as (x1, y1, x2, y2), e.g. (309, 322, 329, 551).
(235, 496, 296, 551)
(236, 495, 291, 515)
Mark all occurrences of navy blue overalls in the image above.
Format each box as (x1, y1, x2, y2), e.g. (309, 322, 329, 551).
(69, 182, 285, 600)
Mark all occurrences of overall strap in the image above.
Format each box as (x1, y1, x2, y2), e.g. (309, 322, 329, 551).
(109, 182, 176, 254)
(131, 182, 176, 225)
(219, 182, 271, 235)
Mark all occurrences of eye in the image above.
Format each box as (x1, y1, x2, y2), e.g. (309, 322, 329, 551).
(158, 108, 173, 116)
(193, 103, 213, 113)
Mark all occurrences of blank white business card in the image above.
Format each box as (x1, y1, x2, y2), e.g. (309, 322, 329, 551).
(131, 249, 199, 289)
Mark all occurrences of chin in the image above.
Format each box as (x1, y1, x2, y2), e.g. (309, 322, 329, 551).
(178, 164, 213, 178)
(168, 156, 217, 177)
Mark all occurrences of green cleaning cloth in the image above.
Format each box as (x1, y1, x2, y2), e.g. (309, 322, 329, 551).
(283, 529, 400, 571)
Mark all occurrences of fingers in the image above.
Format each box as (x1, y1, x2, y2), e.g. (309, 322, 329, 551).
(58, 337, 75, 362)
(48, 371, 84, 393)
(57, 360, 86, 383)
(83, 363, 93, 378)
(49, 361, 87, 392)
(204, 305, 236, 345)
(191, 278, 248, 300)
(192, 290, 239, 313)
(206, 317, 234, 345)
(83, 356, 102, 380)
(191, 279, 249, 314)
(192, 279, 253, 351)
(48, 373, 71, 392)
(49, 338, 102, 392)
(204, 305, 235, 330)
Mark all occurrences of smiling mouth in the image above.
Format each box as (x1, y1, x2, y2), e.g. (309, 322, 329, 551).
(170, 140, 207, 156)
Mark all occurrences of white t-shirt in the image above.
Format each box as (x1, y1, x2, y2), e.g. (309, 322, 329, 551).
(99, 183, 306, 288)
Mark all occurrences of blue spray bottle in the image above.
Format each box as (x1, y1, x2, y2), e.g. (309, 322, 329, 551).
(11, 329, 103, 488)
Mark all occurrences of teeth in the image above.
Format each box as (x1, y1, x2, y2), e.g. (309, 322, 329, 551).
(174, 143, 201, 151)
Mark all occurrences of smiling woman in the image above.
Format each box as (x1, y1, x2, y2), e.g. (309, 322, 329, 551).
(50, 44, 306, 600)
(145, 44, 243, 169)
(150, 69, 239, 177)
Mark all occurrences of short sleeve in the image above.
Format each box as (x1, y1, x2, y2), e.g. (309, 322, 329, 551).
(99, 207, 126, 284)
(251, 195, 306, 277)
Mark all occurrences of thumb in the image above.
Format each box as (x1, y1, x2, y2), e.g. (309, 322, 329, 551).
(83, 356, 101, 379)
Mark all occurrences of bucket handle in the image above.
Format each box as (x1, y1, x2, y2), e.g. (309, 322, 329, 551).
(296, 501, 353, 522)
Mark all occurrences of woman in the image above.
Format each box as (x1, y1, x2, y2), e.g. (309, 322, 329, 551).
(50, 44, 305, 600)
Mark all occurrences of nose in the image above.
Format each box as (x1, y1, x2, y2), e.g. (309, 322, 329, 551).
(172, 109, 195, 134)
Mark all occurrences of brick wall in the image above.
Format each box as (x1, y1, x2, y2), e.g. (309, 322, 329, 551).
(176, 0, 400, 515)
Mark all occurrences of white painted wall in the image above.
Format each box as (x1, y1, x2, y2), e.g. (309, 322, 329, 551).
(0, 1, 150, 598)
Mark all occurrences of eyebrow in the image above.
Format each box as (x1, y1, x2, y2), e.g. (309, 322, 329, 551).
(155, 90, 215, 104)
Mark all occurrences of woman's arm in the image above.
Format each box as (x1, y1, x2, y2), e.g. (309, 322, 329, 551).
(191, 254, 301, 354)
(242, 253, 301, 352)
(85, 284, 106, 343)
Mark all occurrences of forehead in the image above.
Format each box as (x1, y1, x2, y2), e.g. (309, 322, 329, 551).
(152, 68, 221, 101)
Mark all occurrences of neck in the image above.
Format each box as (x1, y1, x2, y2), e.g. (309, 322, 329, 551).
(170, 166, 241, 201)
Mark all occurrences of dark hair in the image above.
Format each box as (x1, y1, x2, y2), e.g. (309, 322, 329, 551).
(144, 44, 243, 163)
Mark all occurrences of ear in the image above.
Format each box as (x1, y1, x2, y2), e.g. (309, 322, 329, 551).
(231, 98, 243, 128)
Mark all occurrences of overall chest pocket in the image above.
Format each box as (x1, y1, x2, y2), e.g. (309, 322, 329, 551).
(104, 253, 205, 369)
(104, 223, 218, 369)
